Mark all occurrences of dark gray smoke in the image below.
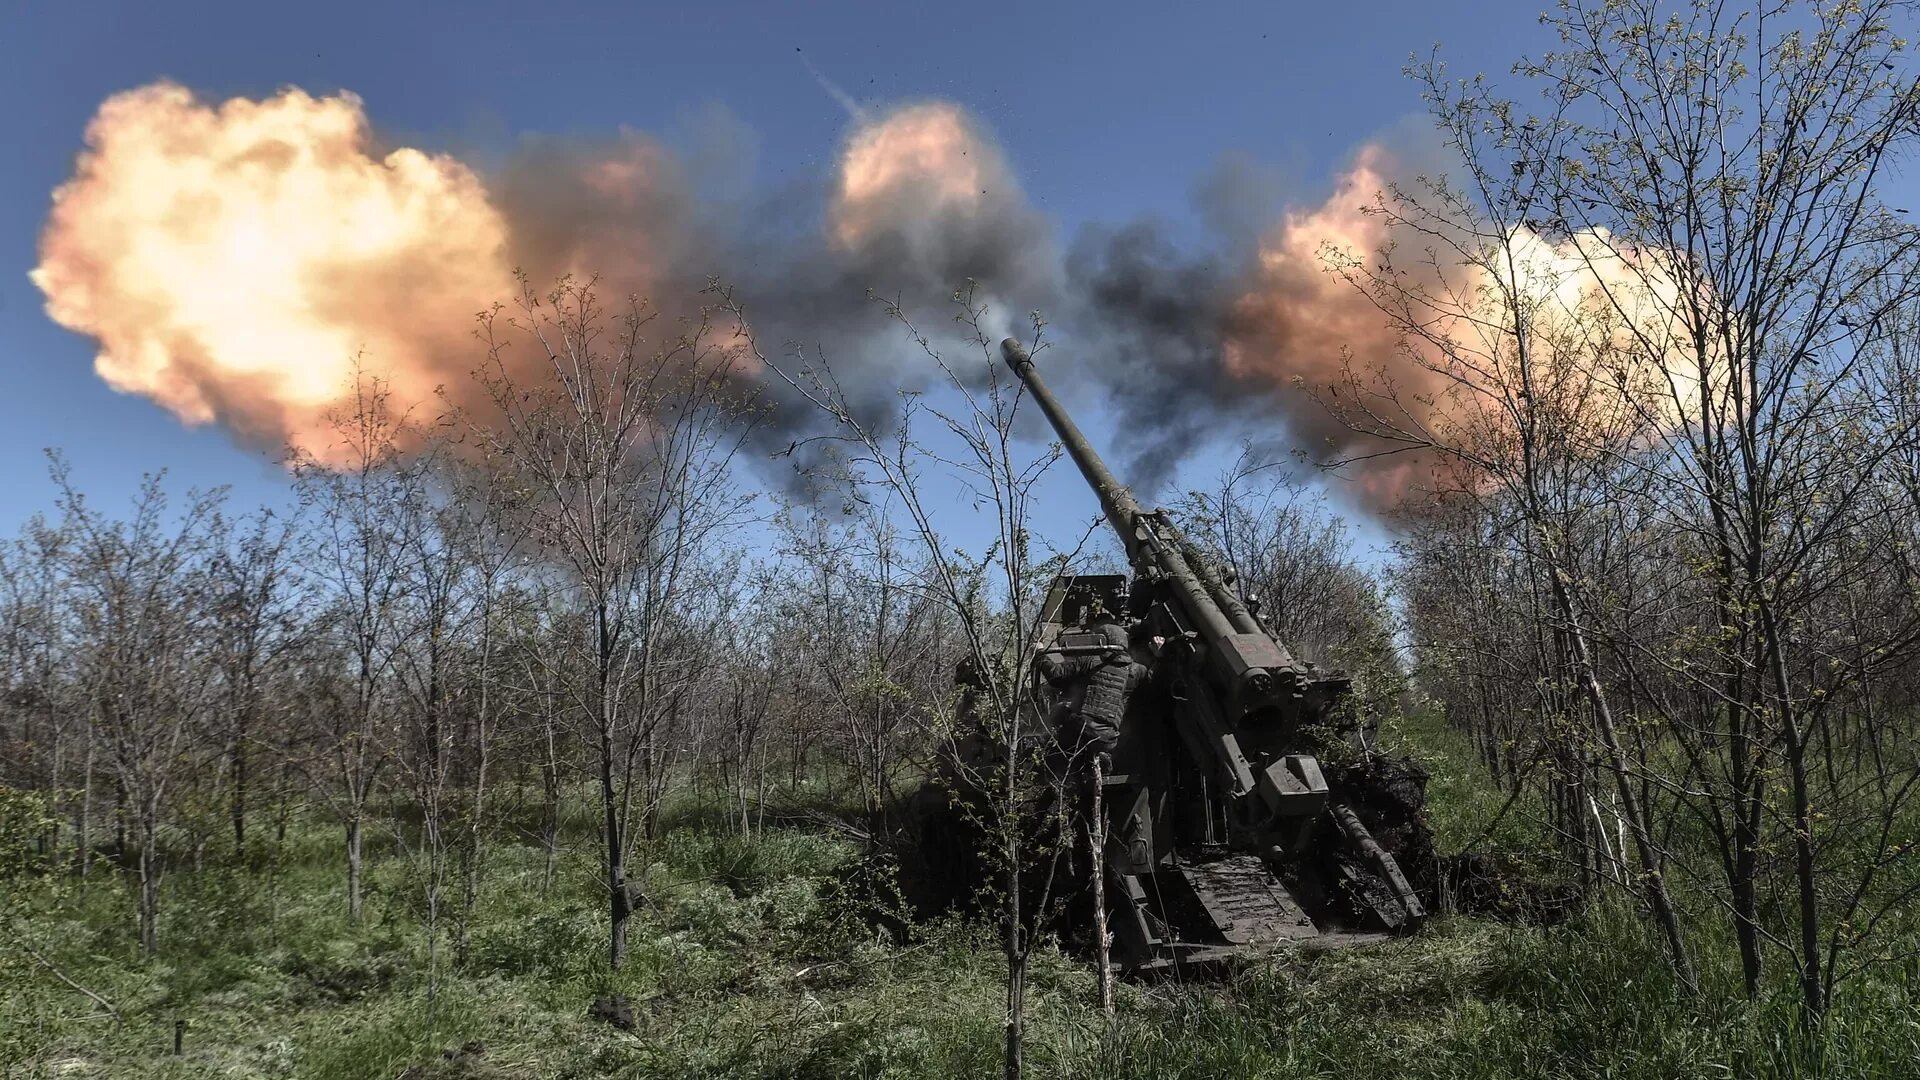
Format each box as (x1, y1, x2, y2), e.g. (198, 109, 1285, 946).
(521, 103, 1060, 484)
(1057, 143, 1446, 510)
(1062, 220, 1266, 495)
(484, 103, 1432, 507)
(37, 78, 1422, 508)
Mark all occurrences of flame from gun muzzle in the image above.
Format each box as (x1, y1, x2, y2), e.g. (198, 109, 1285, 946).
(1221, 144, 1705, 509)
(31, 81, 1702, 511)
(30, 84, 1024, 468)
(30, 83, 518, 464)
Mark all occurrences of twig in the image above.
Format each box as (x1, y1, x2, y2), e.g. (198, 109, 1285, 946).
(18, 939, 123, 1025)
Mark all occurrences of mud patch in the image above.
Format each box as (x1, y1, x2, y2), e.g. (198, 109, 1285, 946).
(590, 995, 637, 1031)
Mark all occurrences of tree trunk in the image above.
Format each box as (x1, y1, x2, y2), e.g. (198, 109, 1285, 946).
(345, 814, 364, 923)
(114, 779, 127, 865)
(1784, 715, 1824, 1021)
(137, 814, 160, 958)
(230, 721, 248, 858)
(601, 725, 630, 969)
(77, 734, 95, 877)
(1761, 598, 1825, 1021)
(424, 819, 444, 1004)
(1729, 696, 1764, 998)
(274, 760, 294, 845)
(1554, 569, 1697, 997)
(46, 722, 64, 860)
(541, 763, 560, 894)
(1002, 765, 1025, 1080)
(1003, 950, 1025, 1080)
(540, 699, 561, 894)
(458, 751, 488, 969)
(1089, 755, 1114, 1018)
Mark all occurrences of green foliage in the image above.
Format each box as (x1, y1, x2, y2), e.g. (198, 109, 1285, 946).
(0, 787, 56, 879)
(1395, 709, 1554, 857)
(468, 905, 600, 981)
(653, 826, 854, 897)
(10, 747, 1920, 1079)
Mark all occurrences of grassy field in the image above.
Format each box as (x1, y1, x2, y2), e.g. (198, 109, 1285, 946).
(7, 723, 1920, 1079)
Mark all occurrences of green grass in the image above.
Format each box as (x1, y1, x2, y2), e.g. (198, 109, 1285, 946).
(7, 752, 1920, 1078)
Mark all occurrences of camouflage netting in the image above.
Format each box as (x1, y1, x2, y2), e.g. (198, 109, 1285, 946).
(1329, 753, 1437, 899)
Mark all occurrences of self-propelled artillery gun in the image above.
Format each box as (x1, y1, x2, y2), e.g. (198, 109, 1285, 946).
(1000, 337, 1428, 974)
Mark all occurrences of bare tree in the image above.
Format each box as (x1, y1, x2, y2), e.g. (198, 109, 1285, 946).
(1333, 0, 1920, 1020)
(293, 372, 421, 922)
(471, 277, 757, 968)
(1322, 63, 1701, 991)
(775, 507, 954, 821)
(0, 515, 78, 865)
(439, 451, 529, 966)
(53, 462, 221, 956)
(387, 440, 468, 998)
(205, 507, 303, 860)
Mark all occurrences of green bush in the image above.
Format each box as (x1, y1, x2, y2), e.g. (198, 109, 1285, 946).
(14, 750, 1920, 1079)
(654, 828, 854, 896)
(468, 906, 599, 980)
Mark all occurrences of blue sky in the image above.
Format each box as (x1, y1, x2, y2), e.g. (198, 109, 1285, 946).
(0, 0, 1554, 546)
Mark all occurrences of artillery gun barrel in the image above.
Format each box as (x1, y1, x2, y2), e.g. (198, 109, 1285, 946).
(1001, 338, 1243, 647)
(1000, 339, 1146, 562)
(1001, 339, 1275, 641)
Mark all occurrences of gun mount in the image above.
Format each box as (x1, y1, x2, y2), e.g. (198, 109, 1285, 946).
(1002, 338, 1427, 973)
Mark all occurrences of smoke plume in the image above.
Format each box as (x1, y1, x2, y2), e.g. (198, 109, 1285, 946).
(32, 83, 1056, 472)
(1067, 142, 1699, 508)
(1064, 145, 1434, 502)
(32, 81, 1690, 511)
